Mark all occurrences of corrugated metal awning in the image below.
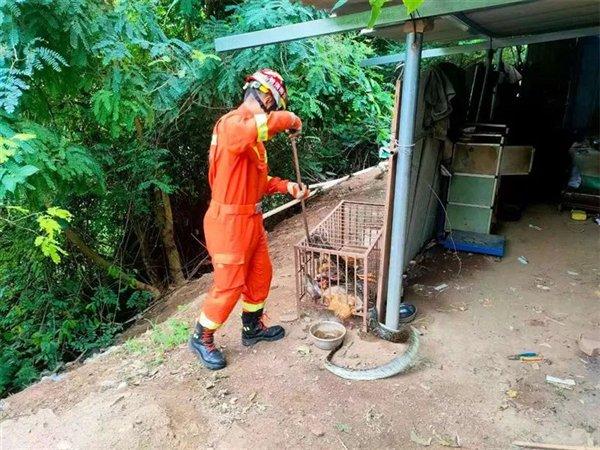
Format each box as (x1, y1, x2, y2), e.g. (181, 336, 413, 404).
(214, 0, 599, 53)
(302, 0, 599, 44)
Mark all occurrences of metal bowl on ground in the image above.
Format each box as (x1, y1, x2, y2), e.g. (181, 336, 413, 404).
(309, 321, 346, 350)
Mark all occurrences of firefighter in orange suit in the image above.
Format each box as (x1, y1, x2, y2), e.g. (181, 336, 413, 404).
(189, 69, 308, 370)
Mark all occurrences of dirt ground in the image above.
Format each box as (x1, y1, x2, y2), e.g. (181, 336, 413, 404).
(1, 169, 599, 450)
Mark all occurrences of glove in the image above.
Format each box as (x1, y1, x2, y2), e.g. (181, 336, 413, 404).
(287, 182, 309, 199)
(287, 115, 302, 138)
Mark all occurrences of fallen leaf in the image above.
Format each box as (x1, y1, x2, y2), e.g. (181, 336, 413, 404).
(434, 431, 461, 447)
(335, 423, 351, 433)
(506, 389, 518, 399)
(297, 345, 311, 356)
(410, 429, 432, 446)
(480, 298, 493, 307)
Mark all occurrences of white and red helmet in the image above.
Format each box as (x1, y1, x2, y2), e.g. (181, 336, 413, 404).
(244, 68, 288, 110)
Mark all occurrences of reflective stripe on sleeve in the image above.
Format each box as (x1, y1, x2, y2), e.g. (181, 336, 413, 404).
(254, 113, 269, 142)
(211, 134, 218, 146)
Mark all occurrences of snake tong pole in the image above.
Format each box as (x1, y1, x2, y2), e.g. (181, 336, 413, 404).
(290, 137, 311, 243)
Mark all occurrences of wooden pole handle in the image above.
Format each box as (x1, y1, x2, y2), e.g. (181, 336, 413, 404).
(290, 137, 311, 243)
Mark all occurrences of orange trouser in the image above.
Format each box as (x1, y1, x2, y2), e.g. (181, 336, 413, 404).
(199, 201, 272, 329)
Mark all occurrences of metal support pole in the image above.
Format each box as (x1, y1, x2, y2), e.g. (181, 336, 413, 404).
(384, 30, 423, 331)
(489, 48, 503, 120)
(475, 48, 494, 123)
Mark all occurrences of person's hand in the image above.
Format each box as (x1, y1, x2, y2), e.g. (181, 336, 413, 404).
(288, 129, 301, 139)
(287, 182, 309, 199)
(287, 115, 302, 138)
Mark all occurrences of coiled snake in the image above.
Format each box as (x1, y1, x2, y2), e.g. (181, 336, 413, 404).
(324, 308, 420, 381)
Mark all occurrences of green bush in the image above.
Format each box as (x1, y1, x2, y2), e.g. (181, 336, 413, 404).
(0, 0, 392, 396)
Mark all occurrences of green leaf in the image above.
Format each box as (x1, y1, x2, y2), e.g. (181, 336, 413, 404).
(12, 133, 36, 141)
(335, 423, 352, 433)
(46, 207, 72, 221)
(1, 174, 18, 193)
(367, 0, 389, 28)
(403, 0, 424, 14)
(331, 0, 348, 12)
(37, 216, 61, 236)
(15, 165, 39, 178)
(4, 205, 29, 213)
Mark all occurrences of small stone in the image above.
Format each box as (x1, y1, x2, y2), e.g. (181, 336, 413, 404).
(311, 426, 325, 437)
(135, 366, 150, 377)
(116, 381, 128, 391)
(0, 400, 8, 411)
(204, 380, 215, 390)
(229, 397, 238, 405)
(99, 379, 118, 391)
(218, 389, 229, 397)
(280, 311, 299, 323)
(212, 372, 229, 381)
(578, 334, 600, 357)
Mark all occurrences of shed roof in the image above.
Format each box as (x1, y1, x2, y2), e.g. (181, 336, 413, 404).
(303, 0, 599, 44)
(214, 0, 600, 53)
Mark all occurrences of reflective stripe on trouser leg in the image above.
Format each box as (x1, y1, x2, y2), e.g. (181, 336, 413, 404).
(241, 231, 272, 313)
(199, 311, 222, 330)
(241, 301, 265, 312)
(200, 284, 244, 328)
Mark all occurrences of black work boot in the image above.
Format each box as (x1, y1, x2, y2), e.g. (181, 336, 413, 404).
(189, 323, 226, 370)
(241, 309, 285, 347)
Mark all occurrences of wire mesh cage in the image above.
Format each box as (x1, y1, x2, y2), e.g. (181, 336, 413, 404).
(294, 201, 385, 329)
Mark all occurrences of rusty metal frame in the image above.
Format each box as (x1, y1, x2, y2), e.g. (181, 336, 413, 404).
(294, 200, 384, 330)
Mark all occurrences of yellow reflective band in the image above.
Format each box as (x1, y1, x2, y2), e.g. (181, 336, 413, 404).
(199, 312, 221, 330)
(252, 145, 269, 164)
(211, 134, 218, 146)
(252, 145, 261, 160)
(242, 301, 264, 313)
(259, 84, 270, 94)
(254, 113, 269, 142)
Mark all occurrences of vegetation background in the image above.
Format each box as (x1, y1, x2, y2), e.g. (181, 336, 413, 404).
(0, 0, 499, 396)
(0, 0, 400, 395)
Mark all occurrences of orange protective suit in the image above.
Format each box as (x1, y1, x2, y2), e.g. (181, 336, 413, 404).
(199, 103, 302, 329)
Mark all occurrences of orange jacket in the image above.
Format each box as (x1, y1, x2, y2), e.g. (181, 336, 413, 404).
(208, 103, 302, 206)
